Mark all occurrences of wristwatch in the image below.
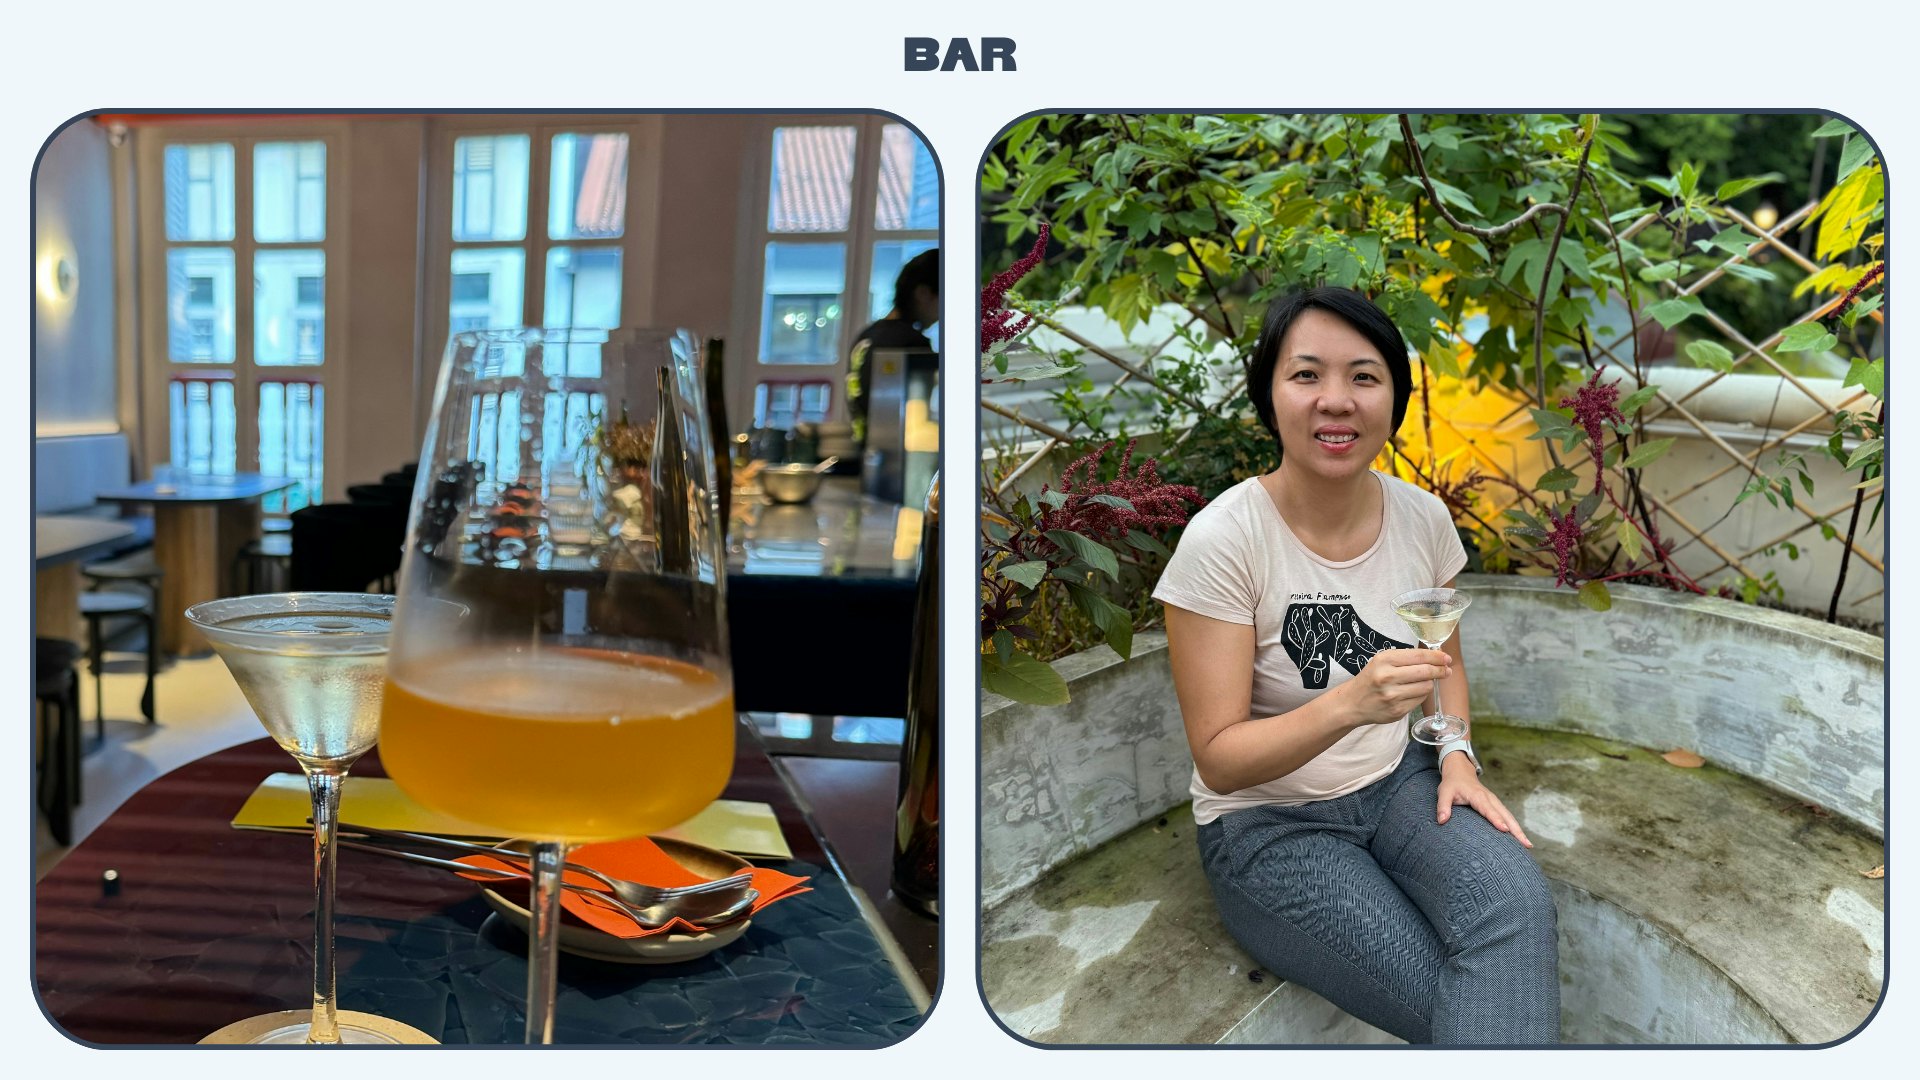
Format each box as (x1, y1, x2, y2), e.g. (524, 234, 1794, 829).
(1437, 738, 1481, 776)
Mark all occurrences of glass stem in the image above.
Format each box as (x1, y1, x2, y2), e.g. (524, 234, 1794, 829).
(305, 767, 345, 1045)
(525, 841, 570, 1044)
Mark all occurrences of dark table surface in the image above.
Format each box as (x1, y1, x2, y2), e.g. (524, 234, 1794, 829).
(33, 727, 925, 1046)
(95, 474, 298, 505)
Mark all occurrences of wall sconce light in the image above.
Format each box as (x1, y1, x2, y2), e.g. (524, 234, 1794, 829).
(37, 252, 77, 303)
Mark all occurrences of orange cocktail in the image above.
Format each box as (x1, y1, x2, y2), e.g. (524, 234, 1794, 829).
(380, 646, 734, 842)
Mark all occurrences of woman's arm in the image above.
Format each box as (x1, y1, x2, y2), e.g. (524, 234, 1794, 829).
(1427, 579, 1532, 846)
(1166, 604, 1451, 794)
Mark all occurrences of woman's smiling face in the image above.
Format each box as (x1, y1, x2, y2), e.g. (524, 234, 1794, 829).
(1267, 307, 1396, 481)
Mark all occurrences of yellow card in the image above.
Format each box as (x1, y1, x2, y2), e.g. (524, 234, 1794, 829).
(231, 774, 792, 860)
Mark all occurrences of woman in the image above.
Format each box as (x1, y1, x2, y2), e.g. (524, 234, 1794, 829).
(1152, 286, 1559, 1045)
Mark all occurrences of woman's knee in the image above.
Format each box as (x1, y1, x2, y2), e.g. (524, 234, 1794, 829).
(1455, 854, 1557, 948)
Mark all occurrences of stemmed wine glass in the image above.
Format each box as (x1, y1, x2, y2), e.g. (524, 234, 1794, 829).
(378, 328, 736, 1044)
(1391, 587, 1473, 745)
(186, 592, 435, 1045)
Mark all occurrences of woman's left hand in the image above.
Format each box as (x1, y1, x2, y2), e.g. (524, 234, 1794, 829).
(1437, 756, 1533, 848)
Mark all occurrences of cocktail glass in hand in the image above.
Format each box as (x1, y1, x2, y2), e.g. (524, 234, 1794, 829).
(1391, 587, 1473, 745)
(184, 592, 435, 1045)
(378, 328, 736, 1044)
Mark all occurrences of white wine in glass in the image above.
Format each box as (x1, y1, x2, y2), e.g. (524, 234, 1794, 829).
(186, 593, 435, 1045)
(1391, 587, 1472, 745)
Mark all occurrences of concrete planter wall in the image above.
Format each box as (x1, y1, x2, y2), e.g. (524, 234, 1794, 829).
(981, 572, 1886, 946)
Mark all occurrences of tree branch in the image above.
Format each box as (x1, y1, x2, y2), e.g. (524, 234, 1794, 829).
(1397, 114, 1571, 240)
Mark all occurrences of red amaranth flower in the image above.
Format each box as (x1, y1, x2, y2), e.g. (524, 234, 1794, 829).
(981, 222, 1051, 353)
(1560, 370, 1623, 475)
(1036, 439, 1204, 545)
(1545, 506, 1583, 587)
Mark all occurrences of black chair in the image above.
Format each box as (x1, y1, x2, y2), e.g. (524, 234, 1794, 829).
(727, 574, 917, 718)
(35, 638, 83, 845)
(235, 532, 294, 593)
(79, 591, 158, 743)
(290, 502, 406, 593)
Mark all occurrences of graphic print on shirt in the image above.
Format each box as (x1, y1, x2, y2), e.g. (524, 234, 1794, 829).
(1281, 596, 1413, 689)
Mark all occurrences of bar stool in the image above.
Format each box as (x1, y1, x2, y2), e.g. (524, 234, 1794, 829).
(82, 548, 163, 602)
(34, 638, 83, 845)
(78, 591, 158, 744)
(235, 532, 294, 593)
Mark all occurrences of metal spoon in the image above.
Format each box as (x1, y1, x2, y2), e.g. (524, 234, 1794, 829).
(338, 840, 758, 929)
(336, 822, 758, 921)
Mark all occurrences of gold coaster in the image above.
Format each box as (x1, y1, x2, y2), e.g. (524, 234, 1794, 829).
(199, 1009, 438, 1045)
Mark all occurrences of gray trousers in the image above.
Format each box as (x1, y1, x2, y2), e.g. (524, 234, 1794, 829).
(1196, 751, 1560, 1044)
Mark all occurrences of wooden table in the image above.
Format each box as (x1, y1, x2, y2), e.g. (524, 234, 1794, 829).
(95, 475, 296, 656)
(33, 725, 926, 1045)
(34, 516, 138, 642)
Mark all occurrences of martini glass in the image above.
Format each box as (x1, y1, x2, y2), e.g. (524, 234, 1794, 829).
(1391, 587, 1472, 745)
(185, 593, 435, 1045)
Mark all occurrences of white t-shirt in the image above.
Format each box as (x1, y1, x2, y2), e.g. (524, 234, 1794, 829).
(1152, 471, 1469, 824)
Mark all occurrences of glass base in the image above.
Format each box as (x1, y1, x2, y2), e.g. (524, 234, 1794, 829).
(1411, 712, 1469, 746)
(199, 1009, 438, 1045)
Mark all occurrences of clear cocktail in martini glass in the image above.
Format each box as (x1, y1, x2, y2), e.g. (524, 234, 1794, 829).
(1391, 587, 1472, 745)
(185, 592, 435, 1045)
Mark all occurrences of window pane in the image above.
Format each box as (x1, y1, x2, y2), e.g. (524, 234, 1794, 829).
(453, 134, 530, 242)
(256, 249, 326, 365)
(163, 144, 235, 241)
(869, 239, 938, 322)
(768, 126, 856, 233)
(166, 248, 236, 362)
(259, 380, 324, 512)
(759, 242, 845, 364)
(543, 246, 623, 329)
(449, 248, 525, 335)
(549, 133, 629, 240)
(254, 141, 326, 242)
(874, 124, 937, 231)
(167, 376, 237, 475)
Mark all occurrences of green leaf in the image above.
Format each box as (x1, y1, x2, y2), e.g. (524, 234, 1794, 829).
(1842, 357, 1885, 399)
(1678, 162, 1700, 199)
(1086, 494, 1137, 512)
(1578, 580, 1613, 612)
(1037, 488, 1069, 509)
(1067, 583, 1135, 661)
(1646, 296, 1704, 329)
(993, 629, 1015, 659)
(997, 560, 1051, 589)
(1721, 262, 1776, 284)
(1714, 174, 1782, 202)
(1536, 467, 1580, 493)
(1703, 225, 1754, 256)
(1777, 322, 1838, 353)
(1124, 529, 1172, 558)
(1835, 136, 1876, 185)
(1616, 519, 1642, 563)
(1622, 437, 1676, 470)
(1638, 260, 1683, 283)
(1618, 384, 1660, 416)
(1845, 439, 1884, 470)
(1642, 175, 1680, 198)
(1528, 407, 1576, 434)
(981, 648, 1070, 706)
(1812, 118, 1857, 138)
(1046, 529, 1120, 581)
(1422, 338, 1463, 379)
(1425, 177, 1481, 217)
(1685, 340, 1736, 373)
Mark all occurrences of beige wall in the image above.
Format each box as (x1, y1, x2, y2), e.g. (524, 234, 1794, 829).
(340, 118, 428, 489)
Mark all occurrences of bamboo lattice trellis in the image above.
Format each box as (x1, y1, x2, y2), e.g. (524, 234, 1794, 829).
(981, 193, 1884, 604)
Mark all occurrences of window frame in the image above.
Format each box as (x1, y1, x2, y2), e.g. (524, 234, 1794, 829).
(133, 119, 350, 503)
(420, 114, 662, 437)
(733, 115, 938, 430)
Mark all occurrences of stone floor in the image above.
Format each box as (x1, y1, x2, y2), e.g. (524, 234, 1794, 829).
(981, 724, 1886, 1045)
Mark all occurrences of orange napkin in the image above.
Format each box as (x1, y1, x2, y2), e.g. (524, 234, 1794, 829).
(454, 836, 810, 939)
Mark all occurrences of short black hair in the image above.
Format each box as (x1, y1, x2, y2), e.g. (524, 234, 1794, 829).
(1246, 286, 1414, 463)
(894, 247, 940, 304)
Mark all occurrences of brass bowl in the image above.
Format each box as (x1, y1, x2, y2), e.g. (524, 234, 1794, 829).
(759, 464, 824, 505)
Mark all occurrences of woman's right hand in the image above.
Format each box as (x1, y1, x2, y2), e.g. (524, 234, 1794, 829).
(1339, 648, 1452, 726)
